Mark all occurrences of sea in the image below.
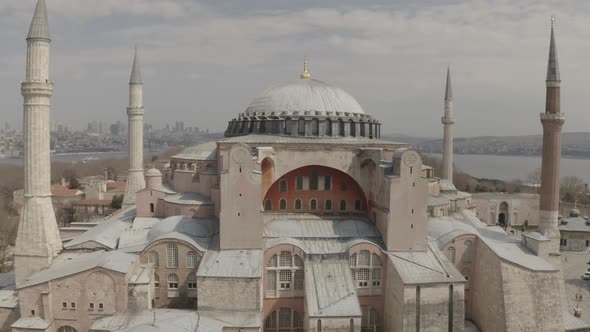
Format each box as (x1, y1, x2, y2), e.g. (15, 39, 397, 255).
(427, 153, 590, 184)
(0, 151, 160, 166)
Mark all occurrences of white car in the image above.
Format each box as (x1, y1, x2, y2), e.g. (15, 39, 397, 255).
(583, 272, 590, 280)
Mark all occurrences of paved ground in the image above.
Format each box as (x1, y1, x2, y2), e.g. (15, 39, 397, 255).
(562, 251, 590, 317)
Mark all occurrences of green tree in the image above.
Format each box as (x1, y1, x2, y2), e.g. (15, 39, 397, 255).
(111, 194, 123, 209)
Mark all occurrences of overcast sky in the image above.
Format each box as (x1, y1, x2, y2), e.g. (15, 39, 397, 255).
(1, 0, 589, 137)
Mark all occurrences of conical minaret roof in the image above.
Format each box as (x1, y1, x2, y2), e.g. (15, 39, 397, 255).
(546, 17, 560, 81)
(445, 66, 453, 100)
(27, 0, 50, 41)
(130, 47, 142, 84)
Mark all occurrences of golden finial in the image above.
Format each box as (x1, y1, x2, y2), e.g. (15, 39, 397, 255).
(300, 56, 311, 79)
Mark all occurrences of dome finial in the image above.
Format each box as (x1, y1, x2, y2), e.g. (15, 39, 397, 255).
(300, 56, 311, 79)
(551, 14, 555, 27)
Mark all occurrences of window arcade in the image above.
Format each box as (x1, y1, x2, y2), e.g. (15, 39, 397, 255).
(349, 250, 383, 289)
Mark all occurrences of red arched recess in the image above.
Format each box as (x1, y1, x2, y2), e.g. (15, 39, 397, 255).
(261, 157, 275, 197)
(263, 165, 368, 214)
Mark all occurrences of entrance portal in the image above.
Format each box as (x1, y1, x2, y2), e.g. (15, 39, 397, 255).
(498, 213, 506, 227)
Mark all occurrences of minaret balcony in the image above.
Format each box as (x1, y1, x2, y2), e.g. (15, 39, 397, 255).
(540, 113, 565, 121)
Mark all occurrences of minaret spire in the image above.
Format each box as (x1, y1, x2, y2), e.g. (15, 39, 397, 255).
(441, 66, 456, 191)
(538, 16, 565, 252)
(445, 66, 453, 100)
(15, 0, 62, 287)
(27, 0, 50, 41)
(130, 46, 142, 84)
(123, 46, 146, 205)
(547, 15, 560, 82)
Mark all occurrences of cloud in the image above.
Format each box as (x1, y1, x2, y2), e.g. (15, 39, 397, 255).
(1, 0, 589, 137)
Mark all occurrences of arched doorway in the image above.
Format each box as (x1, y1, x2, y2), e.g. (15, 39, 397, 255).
(498, 202, 509, 227)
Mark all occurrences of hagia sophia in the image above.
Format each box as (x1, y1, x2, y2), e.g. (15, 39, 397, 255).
(1, 1, 587, 331)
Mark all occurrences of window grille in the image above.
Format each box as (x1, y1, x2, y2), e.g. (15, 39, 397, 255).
(167, 244, 178, 268)
(168, 274, 179, 289)
(187, 251, 198, 268)
(148, 251, 159, 267)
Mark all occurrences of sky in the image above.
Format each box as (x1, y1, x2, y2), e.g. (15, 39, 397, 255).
(1, 0, 589, 137)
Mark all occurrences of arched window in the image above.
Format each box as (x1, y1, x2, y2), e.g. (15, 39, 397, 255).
(280, 199, 287, 210)
(360, 122, 366, 137)
(149, 203, 154, 213)
(187, 251, 198, 268)
(154, 273, 160, 288)
(57, 326, 78, 332)
(266, 251, 304, 298)
(311, 118, 319, 136)
(310, 168, 318, 190)
(166, 244, 178, 268)
(285, 117, 292, 135)
(187, 274, 197, 289)
(310, 199, 317, 210)
(446, 247, 456, 264)
(369, 123, 373, 138)
(248, 121, 254, 133)
(350, 120, 356, 137)
(349, 251, 382, 291)
(325, 200, 332, 210)
(279, 179, 288, 192)
(341, 180, 348, 191)
(298, 118, 305, 135)
(338, 119, 345, 136)
(295, 199, 302, 210)
(265, 308, 303, 331)
(148, 251, 159, 267)
(340, 200, 347, 211)
(361, 306, 380, 332)
(265, 199, 272, 210)
(463, 240, 473, 263)
(168, 274, 179, 289)
(260, 120, 267, 133)
(326, 118, 332, 136)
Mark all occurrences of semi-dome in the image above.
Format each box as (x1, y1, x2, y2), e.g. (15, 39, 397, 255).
(225, 58, 381, 139)
(245, 78, 365, 116)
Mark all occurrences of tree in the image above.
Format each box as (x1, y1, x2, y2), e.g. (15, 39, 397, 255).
(561, 176, 585, 203)
(526, 167, 542, 193)
(68, 178, 80, 189)
(111, 194, 123, 209)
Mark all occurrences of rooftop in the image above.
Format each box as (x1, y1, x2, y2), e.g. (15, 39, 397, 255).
(429, 210, 557, 272)
(19, 251, 137, 289)
(172, 141, 218, 161)
(197, 249, 261, 278)
(305, 258, 361, 317)
(389, 243, 465, 285)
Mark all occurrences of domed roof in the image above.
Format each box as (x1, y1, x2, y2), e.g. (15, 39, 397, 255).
(245, 78, 365, 116)
(145, 168, 162, 177)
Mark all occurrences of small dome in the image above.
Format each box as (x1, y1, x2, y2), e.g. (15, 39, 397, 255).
(245, 78, 365, 116)
(146, 168, 162, 177)
(570, 208, 581, 217)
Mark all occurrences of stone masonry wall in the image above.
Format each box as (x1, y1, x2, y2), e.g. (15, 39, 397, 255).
(197, 277, 260, 311)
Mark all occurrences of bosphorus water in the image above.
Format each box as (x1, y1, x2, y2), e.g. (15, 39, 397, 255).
(428, 153, 590, 184)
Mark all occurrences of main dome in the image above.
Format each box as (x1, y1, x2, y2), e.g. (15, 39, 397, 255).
(245, 78, 366, 116)
(224, 60, 381, 139)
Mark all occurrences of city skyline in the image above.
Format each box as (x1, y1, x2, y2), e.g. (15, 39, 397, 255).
(1, 0, 590, 137)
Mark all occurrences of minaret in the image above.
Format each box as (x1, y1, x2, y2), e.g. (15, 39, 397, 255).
(15, 0, 62, 286)
(538, 16, 565, 250)
(123, 47, 146, 205)
(441, 66, 455, 185)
